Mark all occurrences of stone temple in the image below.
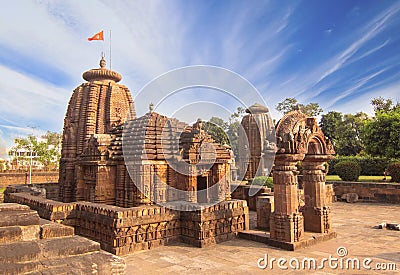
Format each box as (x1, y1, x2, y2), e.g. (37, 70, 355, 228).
(59, 57, 233, 208)
(49, 57, 248, 254)
(4, 57, 336, 257)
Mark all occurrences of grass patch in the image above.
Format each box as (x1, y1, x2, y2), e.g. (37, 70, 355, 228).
(326, 175, 392, 182)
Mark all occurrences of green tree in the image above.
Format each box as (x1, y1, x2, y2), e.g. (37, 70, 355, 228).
(335, 113, 369, 156)
(202, 108, 246, 159)
(363, 108, 400, 158)
(320, 111, 343, 142)
(320, 111, 370, 156)
(227, 107, 246, 158)
(203, 121, 230, 145)
(371, 97, 400, 114)
(9, 132, 61, 170)
(276, 98, 323, 117)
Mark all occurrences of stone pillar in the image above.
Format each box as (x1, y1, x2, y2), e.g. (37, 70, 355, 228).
(270, 154, 304, 243)
(301, 155, 332, 233)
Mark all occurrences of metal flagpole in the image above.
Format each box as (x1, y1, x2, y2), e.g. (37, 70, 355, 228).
(109, 30, 112, 69)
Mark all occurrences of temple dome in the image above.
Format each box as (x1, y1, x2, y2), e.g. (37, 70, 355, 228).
(245, 103, 269, 114)
(82, 56, 122, 82)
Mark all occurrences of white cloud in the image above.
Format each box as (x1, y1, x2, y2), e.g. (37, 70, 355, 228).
(327, 81, 400, 116)
(324, 68, 388, 109)
(317, 4, 400, 84)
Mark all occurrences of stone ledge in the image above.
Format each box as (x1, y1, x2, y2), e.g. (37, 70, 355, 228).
(0, 209, 40, 227)
(238, 230, 337, 251)
(0, 225, 40, 243)
(0, 235, 101, 264)
(333, 181, 400, 203)
(40, 221, 75, 239)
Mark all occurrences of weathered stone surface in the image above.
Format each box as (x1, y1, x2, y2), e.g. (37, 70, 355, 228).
(0, 241, 41, 264)
(0, 203, 126, 274)
(0, 171, 58, 187)
(341, 192, 359, 203)
(40, 221, 74, 239)
(231, 183, 271, 210)
(38, 251, 126, 275)
(256, 194, 274, 230)
(238, 103, 275, 179)
(5, 192, 76, 222)
(0, 261, 40, 275)
(0, 202, 30, 211)
(41, 236, 101, 258)
(0, 209, 40, 227)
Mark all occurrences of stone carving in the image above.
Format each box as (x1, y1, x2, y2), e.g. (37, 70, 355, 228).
(275, 110, 335, 155)
(270, 109, 336, 242)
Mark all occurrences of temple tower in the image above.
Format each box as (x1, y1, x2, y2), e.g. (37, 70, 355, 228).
(59, 56, 135, 202)
(238, 103, 275, 179)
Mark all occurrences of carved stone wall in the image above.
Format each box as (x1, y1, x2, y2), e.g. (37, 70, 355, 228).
(180, 200, 249, 247)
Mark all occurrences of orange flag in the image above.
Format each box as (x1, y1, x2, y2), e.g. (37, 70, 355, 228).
(88, 30, 104, 41)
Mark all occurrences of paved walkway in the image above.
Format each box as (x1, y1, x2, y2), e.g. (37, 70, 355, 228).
(124, 202, 400, 274)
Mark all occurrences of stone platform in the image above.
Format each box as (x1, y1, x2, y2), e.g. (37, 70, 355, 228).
(238, 229, 337, 250)
(5, 190, 250, 256)
(237, 210, 337, 250)
(0, 203, 125, 274)
(123, 202, 400, 274)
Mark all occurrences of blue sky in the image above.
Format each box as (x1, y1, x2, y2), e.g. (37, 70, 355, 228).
(1, 0, 400, 157)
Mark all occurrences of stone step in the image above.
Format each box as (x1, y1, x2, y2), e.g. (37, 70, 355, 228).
(0, 225, 40, 243)
(40, 235, 101, 260)
(40, 219, 75, 239)
(0, 203, 30, 212)
(0, 240, 41, 264)
(0, 235, 101, 264)
(0, 260, 40, 275)
(0, 251, 125, 275)
(0, 209, 40, 227)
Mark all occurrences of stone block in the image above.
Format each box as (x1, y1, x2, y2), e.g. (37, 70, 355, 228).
(341, 193, 359, 203)
(0, 203, 30, 212)
(40, 236, 100, 259)
(301, 206, 331, 233)
(0, 241, 41, 264)
(0, 261, 39, 275)
(0, 210, 40, 227)
(40, 222, 74, 239)
(256, 195, 274, 230)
